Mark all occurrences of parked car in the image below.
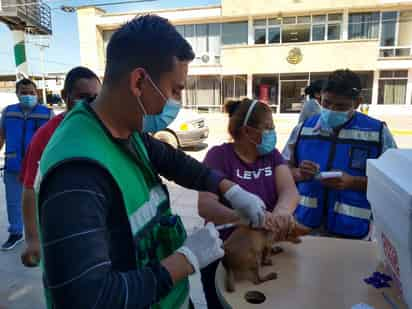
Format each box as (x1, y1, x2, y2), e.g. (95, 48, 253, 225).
(0, 92, 18, 111)
(153, 108, 209, 148)
(46, 93, 63, 106)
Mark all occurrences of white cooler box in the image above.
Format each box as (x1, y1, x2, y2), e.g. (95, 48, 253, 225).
(367, 149, 412, 308)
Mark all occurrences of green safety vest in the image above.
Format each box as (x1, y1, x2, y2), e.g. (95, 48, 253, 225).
(35, 102, 189, 309)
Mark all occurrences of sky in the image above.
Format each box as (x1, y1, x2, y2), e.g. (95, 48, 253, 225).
(0, 0, 220, 76)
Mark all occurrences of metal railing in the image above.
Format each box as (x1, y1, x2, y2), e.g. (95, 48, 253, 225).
(379, 46, 412, 58)
(0, 0, 51, 34)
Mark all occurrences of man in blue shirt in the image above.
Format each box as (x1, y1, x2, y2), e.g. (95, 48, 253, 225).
(0, 79, 53, 250)
(286, 69, 397, 239)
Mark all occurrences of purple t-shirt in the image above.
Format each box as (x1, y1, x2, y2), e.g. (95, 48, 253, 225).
(203, 143, 285, 212)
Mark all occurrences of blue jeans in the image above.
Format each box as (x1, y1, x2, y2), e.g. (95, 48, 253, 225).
(3, 171, 23, 235)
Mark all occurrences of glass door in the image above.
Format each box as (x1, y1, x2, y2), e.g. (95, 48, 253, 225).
(279, 80, 308, 113)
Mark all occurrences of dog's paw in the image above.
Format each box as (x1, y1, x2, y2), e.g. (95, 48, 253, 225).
(266, 272, 278, 280)
(271, 246, 283, 255)
(288, 237, 302, 244)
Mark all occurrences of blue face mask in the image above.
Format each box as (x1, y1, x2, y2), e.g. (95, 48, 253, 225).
(19, 95, 37, 108)
(320, 108, 350, 129)
(137, 76, 181, 133)
(142, 99, 181, 133)
(256, 129, 277, 156)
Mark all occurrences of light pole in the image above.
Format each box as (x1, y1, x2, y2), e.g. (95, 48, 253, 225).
(29, 36, 50, 105)
(39, 45, 47, 105)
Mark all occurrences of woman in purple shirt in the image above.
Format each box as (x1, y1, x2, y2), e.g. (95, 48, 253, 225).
(198, 98, 299, 309)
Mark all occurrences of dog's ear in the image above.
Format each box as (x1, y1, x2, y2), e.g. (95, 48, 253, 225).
(288, 220, 311, 240)
(294, 223, 311, 237)
(287, 237, 303, 244)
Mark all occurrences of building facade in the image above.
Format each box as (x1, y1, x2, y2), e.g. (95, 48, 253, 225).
(77, 0, 412, 114)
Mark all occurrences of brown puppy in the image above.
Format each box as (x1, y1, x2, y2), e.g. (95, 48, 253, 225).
(222, 217, 310, 292)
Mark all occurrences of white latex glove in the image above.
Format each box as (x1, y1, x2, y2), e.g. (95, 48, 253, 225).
(224, 184, 265, 228)
(177, 222, 224, 274)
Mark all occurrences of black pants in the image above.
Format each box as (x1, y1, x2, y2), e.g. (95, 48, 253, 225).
(200, 259, 224, 309)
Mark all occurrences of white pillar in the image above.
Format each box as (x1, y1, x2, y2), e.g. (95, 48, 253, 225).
(247, 73, 253, 98)
(342, 9, 349, 41)
(406, 68, 412, 106)
(40, 47, 47, 105)
(371, 70, 379, 105)
(248, 16, 254, 46)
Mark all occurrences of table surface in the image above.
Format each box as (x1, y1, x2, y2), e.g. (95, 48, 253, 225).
(215, 236, 408, 309)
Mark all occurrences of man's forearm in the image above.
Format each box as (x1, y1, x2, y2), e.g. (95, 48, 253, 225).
(218, 179, 235, 195)
(0, 135, 4, 151)
(198, 192, 239, 225)
(161, 253, 194, 284)
(22, 188, 39, 242)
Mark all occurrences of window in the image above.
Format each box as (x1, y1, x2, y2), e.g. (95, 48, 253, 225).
(183, 76, 222, 110)
(311, 14, 342, 41)
(380, 12, 397, 46)
(252, 13, 342, 45)
(196, 24, 208, 55)
(283, 17, 296, 24)
(253, 18, 281, 44)
(379, 11, 412, 57)
(254, 19, 266, 44)
(208, 23, 221, 61)
(312, 15, 326, 41)
(222, 75, 247, 102)
(282, 16, 311, 43)
(356, 71, 374, 105)
(222, 22, 248, 45)
(268, 27, 281, 43)
(102, 30, 115, 57)
(378, 70, 408, 105)
(174, 23, 222, 64)
(184, 25, 195, 49)
(398, 11, 412, 46)
(327, 14, 342, 40)
(175, 25, 184, 37)
(253, 75, 278, 108)
(254, 29, 266, 44)
(349, 12, 380, 40)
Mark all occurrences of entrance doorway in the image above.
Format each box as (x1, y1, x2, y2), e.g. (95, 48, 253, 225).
(279, 80, 308, 113)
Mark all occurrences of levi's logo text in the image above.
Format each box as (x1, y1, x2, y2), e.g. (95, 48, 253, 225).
(236, 167, 273, 180)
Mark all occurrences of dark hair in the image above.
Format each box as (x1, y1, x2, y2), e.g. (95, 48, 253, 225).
(16, 78, 37, 93)
(64, 66, 100, 95)
(104, 15, 195, 84)
(323, 69, 362, 99)
(305, 80, 324, 98)
(225, 98, 271, 139)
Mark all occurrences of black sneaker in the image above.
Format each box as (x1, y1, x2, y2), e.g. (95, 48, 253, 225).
(1, 234, 23, 251)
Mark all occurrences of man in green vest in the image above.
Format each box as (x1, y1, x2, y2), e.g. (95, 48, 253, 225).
(36, 15, 267, 308)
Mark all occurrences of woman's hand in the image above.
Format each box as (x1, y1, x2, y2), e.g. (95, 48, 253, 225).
(263, 211, 277, 232)
(263, 212, 294, 241)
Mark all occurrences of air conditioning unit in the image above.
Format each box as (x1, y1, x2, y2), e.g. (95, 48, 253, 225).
(201, 53, 211, 64)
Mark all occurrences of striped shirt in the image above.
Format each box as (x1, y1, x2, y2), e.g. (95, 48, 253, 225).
(38, 134, 224, 308)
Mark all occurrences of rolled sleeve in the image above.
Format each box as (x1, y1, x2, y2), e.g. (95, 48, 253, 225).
(282, 124, 302, 162)
(381, 125, 397, 154)
(141, 133, 223, 194)
(0, 107, 7, 133)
